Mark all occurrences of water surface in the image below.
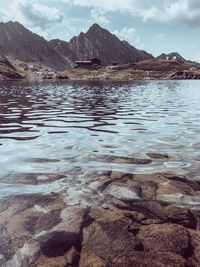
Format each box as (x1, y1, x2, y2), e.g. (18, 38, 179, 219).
(0, 80, 200, 197)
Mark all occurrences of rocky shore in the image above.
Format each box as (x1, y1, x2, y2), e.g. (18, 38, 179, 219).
(1, 154, 200, 267)
(1, 57, 200, 81)
(0, 54, 24, 80)
(64, 59, 200, 81)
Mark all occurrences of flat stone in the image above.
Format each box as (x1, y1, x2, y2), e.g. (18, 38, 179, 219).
(140, 181, 158, 200)
(129, 201, 166, 221)
(111, 252, 187, 267)
(105, 183, 141, 202)
(157, 193, 200, 208)
(147, 153, 169, 160)
(138, 223, 191, 256)
(164, 205, 197, 229)
(79, 209, 143, 267)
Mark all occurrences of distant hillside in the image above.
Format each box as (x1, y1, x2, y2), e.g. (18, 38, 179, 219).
(0, 21, 69, 71)
(158, 52, 186, 62)
(0, 53, 23, 79)
(48, 39, 78, 67)
(67, 23, 153, 65)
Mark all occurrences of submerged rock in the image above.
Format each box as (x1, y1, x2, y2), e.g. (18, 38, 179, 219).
(104, 183, 141, 202)
(2, 170, 200, 266)
(138, 223, 191, 256)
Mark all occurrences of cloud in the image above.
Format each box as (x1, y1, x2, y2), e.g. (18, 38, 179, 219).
(10, 0, 64, 30)
(62, 0, 200, 27)
(113, 27, 144, 49)
(90, 9, 109, 25)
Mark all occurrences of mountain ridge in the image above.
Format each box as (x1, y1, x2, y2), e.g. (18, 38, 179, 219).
(0, 21, 194, 72)
(0, 21, 69, 71)
(66, 23, 153, 65)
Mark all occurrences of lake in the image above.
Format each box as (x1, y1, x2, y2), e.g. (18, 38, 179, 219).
(0, 80, 200, 199)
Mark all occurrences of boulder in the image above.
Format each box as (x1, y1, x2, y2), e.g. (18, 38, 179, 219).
(138, 223, 191, 256)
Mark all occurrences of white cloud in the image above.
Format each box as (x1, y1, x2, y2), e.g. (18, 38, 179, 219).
(9, 0, 64, 29)
(90, 9, 109, 25)
(62, 0, 200, 27)
(1, 0, 200, 30)
(114, 27, 144, 49)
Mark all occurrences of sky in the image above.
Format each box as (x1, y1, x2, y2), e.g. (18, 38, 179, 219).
(0, 0, 200, 61)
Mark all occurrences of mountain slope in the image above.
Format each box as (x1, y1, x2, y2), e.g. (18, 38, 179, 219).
(48, 39, 78, 67)
(0, 21, 68, 71)
(158, 52, 186, 62)
(67, 23, 153, 65)
(0, 53, 23, 79)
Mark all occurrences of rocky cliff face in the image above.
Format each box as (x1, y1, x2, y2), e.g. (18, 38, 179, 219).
(0, 53, 23, 79)
(48, 39, 78, 67)
(67, 23, 153, 65)
(0, 21, 154, 72)
(0, 21, 69, 71)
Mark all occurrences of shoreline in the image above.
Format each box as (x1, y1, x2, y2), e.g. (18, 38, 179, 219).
(2, 59, 200, 81)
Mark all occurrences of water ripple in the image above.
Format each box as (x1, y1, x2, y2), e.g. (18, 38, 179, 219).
(0, 80, 200, 196)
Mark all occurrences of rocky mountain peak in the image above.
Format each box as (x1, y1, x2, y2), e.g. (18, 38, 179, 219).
(87, 23, 103, 33)
(67, 23, 153, 65)
(0, 20, 69, 70)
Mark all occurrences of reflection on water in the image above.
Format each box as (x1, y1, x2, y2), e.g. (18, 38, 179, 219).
(0, 80, 200, 197)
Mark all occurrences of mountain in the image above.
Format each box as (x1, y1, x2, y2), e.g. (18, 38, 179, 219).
(67, 23, 153, 65)
(48, 39, 78, 67)
(158, 52, 186, 62)
(0, 53, 23, 79)
(0, 21, 153, 71)
(0, 21, 68, 71)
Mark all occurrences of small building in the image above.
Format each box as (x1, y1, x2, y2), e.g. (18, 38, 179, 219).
(75, 58, 101, 68)
(91, 58, 101, 66)
(112, 62, 119, 66)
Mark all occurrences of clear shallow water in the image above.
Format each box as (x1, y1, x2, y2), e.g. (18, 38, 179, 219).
(0, 80, 200, 197)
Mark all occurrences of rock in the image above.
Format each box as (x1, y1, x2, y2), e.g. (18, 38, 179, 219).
(164, 205, 197, 229)
(0, 21, 69, 71)
(107, 156, 152, 165)
(80, 219, 142, 267)
(39, 231, 80, 258)
(157, 193, 200, 209)
(23, 209, 62, 234)
(129, 201, 166, 222)
(157, 180, 195, 196)
(147, 153, 169, 160)
(111, 252, 187, 267)
(164, 175, 200, 191)
(104, 183, 141, 202)
(0, 53, 23, 79)
(0, 224, 13, 262)
(68, 23, 153, 67)
(140, 181, 158, 200)
(138, 223, 191, 256)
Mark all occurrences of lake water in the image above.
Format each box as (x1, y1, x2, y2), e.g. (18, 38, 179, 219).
(0, 80, 200, 198)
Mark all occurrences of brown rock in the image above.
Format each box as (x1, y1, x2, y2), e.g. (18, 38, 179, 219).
(138, 223, 191, 256)
(104, 182, 141, 202)
(164, 205, 197, 229)
(112, 252, 187, 267)
(147, 153, 169, 160)
(140, 181, 158, 200)
(129, 201, 166, 221)
(79, 208, 143, 266)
